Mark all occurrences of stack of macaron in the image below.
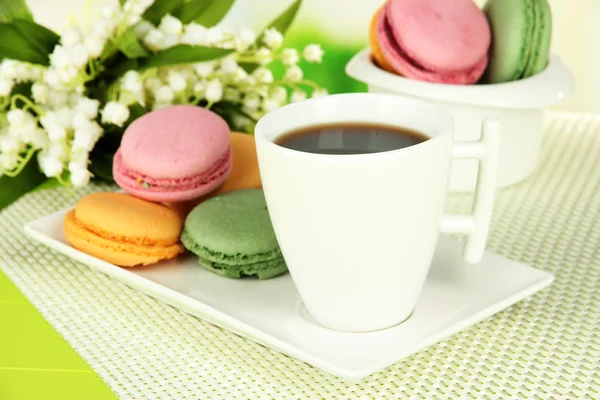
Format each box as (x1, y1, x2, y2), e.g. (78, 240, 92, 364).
(369, 0, 552, 84)
(64, 105, 285, 279)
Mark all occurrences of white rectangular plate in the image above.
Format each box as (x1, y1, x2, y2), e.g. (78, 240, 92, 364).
(24, 208, 554, 379)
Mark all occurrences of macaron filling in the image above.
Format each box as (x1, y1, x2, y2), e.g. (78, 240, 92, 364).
(114, 147, 232, 192)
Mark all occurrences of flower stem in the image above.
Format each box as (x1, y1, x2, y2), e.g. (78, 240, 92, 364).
(10, 94, 43, 116)
(3, 147, 36, 178)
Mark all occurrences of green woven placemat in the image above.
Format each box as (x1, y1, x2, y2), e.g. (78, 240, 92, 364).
(0, 111, 598, 398)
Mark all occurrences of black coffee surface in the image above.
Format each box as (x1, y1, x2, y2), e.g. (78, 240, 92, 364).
(275, 123, 429, 155)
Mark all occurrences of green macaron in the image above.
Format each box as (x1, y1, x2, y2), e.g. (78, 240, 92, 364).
(181, 189, 288, 279)
(484, 0, 552, 83)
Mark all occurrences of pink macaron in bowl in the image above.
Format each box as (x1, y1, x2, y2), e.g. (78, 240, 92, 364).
(113, 105, 232, 202)
(348, 0, 574, 192)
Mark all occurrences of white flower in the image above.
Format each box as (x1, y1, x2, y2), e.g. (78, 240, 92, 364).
(70, 167, 91, 187)
(233, 67, 248, 83)
(26, 128, 48, 149)
(101, 3, 119, 19)
(270, 86, 287, 103)
(255, 47, 273, 65)
(193, 81, 205, 95)
(61, 26, 82, 46)
(144, 29, 166, 51)
(205, 27, 224, 45)
(0, 60, 18, 78)
(58, 65, 79, 83)
(93, 18, 117, 39)
(167, 70, 187, 92)
(122, 70, 144, 96)
(1, 153, 19, 170)
(72, 111, 91, 130)
(284, 65, 303, 82)
(77, 97, 100, 119)
(243, 93, 260, 110)
(262, 28, 283, 49)
(0, 79, 13, 97)
(56, 107, 74, 127)
(159, 14, 183, 36)
(47, 124, 67, 142)
(49, 142, 67, 160)
(155, 85, 175, 104)
(135, 20, 154, 39)
(144, 76, 162, 91)
(101, 101, 130, 127)
(46, 90, 69, 106)
(38, 150, 64, 177)
(220, 57, 238, 75)
(312, 88, 328, 98)
(161, 35, 180, 49)
(303, 44, 324, 63)
(0, 135, 24, 154)
(72, 121, 102, 151)
(7, 109, 30, 127)
(194, 62, 214, 78)
(31, 82, 48, 103)
(290, 89, 307, 103)
(262, 98, 280, 113)
(50, 46, 71, 68)
(45, 70, 62, 89)
(181, 23, 208, 45)
(84, 35, 105, 58)
(253, 67, 273, 84)
(238, 28, 256, 46)
(68, 156, 88, 174)
(243, 76, 257, 86)
(205, 79, 223, 102)
(281, 48, 299, 66)
(68, 44, 89, 67)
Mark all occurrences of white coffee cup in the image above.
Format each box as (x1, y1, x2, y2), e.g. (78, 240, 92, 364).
(255, 93, 501, 332)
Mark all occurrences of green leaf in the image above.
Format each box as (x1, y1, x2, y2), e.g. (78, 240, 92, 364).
(240, 0, 302, 74)
(0, 19, 59, 65)
(89, 152, 115, 182)
(175, 0, 209, 24)
(182, 0, 235, 27)
(116, 26, 150, 59)
(139, 45, 231, 69)
(266, 0, 302, 36)
(33, 178, 63, 192)
(0, 158, 46, 211)
(143, 0, 185, 25)
(0, 0, 33, 23)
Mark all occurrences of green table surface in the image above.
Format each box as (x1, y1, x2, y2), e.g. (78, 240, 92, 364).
(0, 270, 115, 400)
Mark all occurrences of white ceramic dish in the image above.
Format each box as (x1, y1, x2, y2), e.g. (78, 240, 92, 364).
(24, 208, 554, 379)
(346, 49, 574, 192)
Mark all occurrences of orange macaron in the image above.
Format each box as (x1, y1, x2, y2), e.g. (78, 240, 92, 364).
(64, 192, 185, 267)
(369, 5, 397, 73)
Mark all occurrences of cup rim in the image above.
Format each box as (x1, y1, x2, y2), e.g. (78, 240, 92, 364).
(254, 92, 453, 159)
(345, 49, 575, 109)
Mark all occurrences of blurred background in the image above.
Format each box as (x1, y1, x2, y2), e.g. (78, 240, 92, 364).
(26, 0, 599, 113)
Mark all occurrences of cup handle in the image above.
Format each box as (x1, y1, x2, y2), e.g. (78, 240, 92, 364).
(440, 117, 501, 264)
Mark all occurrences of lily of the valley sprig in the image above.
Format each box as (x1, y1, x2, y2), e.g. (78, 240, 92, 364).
(0, 0, 324, 202)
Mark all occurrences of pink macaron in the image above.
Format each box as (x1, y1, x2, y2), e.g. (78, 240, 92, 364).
(376, 0, 491, 84)
(113, 105, 232, 203)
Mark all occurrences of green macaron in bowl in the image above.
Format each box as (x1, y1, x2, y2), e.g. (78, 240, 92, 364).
(484, 0, 552, 83)
(181, 189, 287, 280)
